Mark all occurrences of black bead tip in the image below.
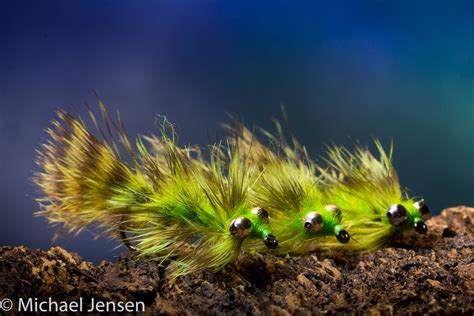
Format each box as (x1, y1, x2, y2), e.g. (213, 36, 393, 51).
(336, 230, 350, 243)
(414, 221, 428, 234)
(264, 234, 278, 249)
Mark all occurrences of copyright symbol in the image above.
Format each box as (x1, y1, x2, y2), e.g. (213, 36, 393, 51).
(0, 298, 13, 311)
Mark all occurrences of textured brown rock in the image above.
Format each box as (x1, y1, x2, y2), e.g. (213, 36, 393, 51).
(0, 206, 473, 314)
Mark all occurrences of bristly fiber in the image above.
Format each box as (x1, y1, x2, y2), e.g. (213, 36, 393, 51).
(34, 102, 266, 277)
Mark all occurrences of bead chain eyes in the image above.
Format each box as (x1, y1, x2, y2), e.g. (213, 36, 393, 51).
(229, 207, 278, 249)
(251, 207, 278, 248)
(386, 202, 429, 234)
(414, 200, 430, 220)
(229, 217, 252, 238)
(251, 207, 269, 224)
(325, 204, 342, 221)
(386, 204, 407, 226)
(413, 201, 429, 234)
(229, 204, 350, 244)
(304, 212, 324, 233)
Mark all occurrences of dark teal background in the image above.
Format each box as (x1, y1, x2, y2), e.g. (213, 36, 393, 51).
(1, 1, 473, 262)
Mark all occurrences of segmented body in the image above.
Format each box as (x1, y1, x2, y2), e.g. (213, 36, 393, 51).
(34, 103, 429, 276)
(224, 122, 351, 254)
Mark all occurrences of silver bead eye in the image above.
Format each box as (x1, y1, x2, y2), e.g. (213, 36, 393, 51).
(229, 217, 252, 238)
(325, 204, 342, 222)
(251, 207, 269, 224)
(414, 201, 430, 220)
(303, 212, 324, 233)
(386, 204, 407, 226)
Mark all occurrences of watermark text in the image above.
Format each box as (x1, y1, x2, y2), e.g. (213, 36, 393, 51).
(0, 297, 145, 312)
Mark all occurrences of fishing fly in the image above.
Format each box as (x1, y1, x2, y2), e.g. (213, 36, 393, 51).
(34, 102, 277, 277)
(34, 102, 429, 276)
(320, 142, 430, 251)
(223, 121, 351, 255)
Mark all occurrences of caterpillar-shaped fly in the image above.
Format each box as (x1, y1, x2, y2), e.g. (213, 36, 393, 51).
(225, 119, 429, 253)
(33, 103, 277, 277)
(34, 102, 430, 276)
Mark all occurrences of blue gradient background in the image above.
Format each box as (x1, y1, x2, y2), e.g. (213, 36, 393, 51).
(1, 1, 473, 263)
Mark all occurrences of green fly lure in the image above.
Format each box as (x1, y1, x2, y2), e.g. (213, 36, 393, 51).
(34, 103, 430, 276)
(319, 142, 430, 252)
(34, 103, 277, 277)
(223, 119, 429, 253)
(223, 121, 351, 255)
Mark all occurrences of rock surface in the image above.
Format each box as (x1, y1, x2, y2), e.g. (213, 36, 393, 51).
(0, 206, 473, 315)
